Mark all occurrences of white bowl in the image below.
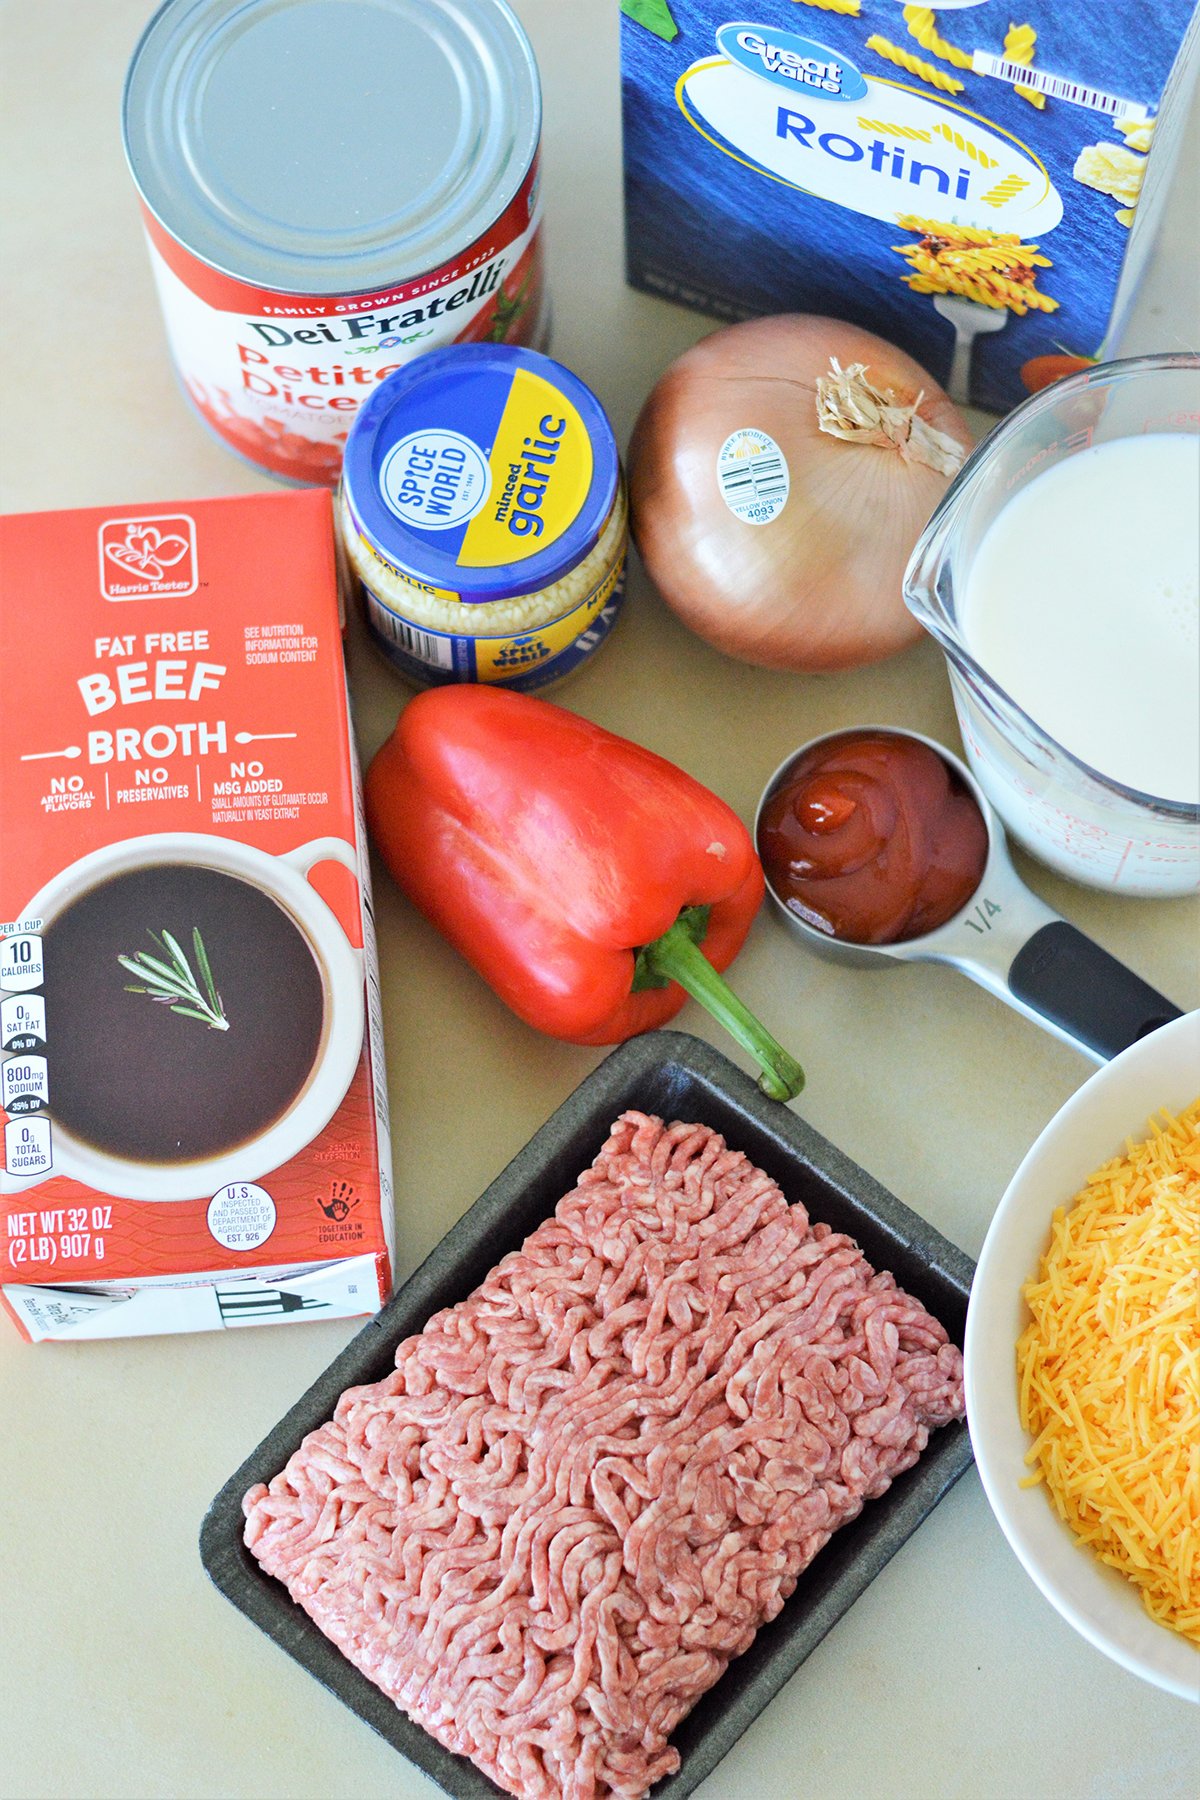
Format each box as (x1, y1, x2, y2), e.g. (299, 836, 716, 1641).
(965, 1009, 1200, 1702)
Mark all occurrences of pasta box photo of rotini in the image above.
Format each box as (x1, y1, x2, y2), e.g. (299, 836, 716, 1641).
(621, 0, 1199, 410)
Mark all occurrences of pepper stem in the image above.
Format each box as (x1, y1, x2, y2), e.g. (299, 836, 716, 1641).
(636, 914, 805, 1102)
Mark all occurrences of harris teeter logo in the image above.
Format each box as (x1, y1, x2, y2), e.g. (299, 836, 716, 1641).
(681, 21, 1062, 235)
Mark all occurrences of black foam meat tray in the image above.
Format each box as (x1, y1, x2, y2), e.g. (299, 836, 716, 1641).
(201, 1030, 975, 1799)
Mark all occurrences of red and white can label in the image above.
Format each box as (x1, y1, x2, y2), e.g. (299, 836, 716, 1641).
(140, 166, 545, 486)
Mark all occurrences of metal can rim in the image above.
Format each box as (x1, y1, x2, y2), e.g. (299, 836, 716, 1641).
(122, 0, 542, 298)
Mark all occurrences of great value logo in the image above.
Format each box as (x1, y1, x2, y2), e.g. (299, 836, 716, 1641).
(716, 22, 868, 102)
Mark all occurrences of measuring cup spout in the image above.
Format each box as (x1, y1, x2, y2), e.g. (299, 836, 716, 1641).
(902, 484, 960, 650)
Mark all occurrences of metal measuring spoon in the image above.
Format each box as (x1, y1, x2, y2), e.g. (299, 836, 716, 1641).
(755, 727, 1182, 1063)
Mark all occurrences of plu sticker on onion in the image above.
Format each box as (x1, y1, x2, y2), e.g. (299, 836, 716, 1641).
(628, 316, 972, 671)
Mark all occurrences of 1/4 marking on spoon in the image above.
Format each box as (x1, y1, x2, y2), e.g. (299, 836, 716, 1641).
(963, 897, 1003, 933)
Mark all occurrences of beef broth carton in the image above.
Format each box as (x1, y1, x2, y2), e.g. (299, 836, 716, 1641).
(622, 0, 1199, 411)
(0, 489, 394, 1341)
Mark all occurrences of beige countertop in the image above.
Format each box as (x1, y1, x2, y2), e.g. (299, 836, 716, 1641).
(1, 2, 1198, 1796)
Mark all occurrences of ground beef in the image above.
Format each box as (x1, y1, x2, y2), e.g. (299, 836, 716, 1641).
(244, 1113, 964, 1798)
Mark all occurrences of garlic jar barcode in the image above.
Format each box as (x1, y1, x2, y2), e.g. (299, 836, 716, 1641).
(363, 606, 455, 674)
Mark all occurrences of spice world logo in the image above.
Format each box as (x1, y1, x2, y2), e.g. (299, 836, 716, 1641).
(98, 515, 198, 600)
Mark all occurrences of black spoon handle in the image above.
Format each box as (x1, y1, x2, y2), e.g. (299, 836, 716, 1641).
(1008, 922, 1183, 1062)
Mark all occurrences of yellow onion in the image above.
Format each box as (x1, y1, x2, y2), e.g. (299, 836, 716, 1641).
(628, 315, 972, 671)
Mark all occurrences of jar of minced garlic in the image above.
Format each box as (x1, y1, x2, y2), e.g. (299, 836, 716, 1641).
(339, 345, 628, 689)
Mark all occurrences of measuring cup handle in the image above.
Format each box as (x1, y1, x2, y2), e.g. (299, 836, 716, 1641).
(1008, 922, 1182, 1061)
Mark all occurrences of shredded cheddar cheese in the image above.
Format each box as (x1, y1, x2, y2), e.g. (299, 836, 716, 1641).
(1017, 1100, 1200, 1645)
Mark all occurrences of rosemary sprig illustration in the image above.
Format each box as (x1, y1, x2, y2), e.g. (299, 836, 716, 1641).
(118, 927, 229, 1032)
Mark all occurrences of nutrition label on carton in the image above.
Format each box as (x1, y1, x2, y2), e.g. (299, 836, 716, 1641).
(4, 1118, 53, 1179)
(2, 1056, 48, 1116)
(0, 933, 45, 994)
(2, 994, 46, 1053)
(1, 923, 53, 1177)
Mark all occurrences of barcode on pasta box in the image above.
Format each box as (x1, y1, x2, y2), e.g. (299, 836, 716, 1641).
(716, 428, 791, 526)
(364, 595, 454, 669)
(971, 54, 1150, 119)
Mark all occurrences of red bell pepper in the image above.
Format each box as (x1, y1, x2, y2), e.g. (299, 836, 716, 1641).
(365, 687, 803, 1100)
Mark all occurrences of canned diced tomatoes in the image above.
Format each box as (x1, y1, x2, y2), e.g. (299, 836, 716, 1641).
(123, 0, 546, 486)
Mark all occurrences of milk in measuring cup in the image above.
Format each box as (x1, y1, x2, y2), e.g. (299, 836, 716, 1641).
(961, 434, 1200, 805)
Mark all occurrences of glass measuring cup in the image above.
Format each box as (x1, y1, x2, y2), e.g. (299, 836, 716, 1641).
(904, 353, 1199, 897)
(755, 727, 1182, 1063)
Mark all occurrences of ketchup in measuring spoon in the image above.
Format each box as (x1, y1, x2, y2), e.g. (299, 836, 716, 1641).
(757, 731, 989, 945)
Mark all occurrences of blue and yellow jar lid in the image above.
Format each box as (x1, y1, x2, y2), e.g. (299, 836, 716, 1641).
(342, 345, 620, 604)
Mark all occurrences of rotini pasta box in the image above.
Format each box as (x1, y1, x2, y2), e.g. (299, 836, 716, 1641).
(0, 489, 394, 1343)
(621, 0, 1199, 410)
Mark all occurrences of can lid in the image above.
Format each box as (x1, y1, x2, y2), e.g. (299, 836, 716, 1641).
(123, 0, 541, 296)
(342, 346, 621, 604)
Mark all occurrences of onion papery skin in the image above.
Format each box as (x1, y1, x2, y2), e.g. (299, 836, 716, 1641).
(628, 315, 973, 673)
